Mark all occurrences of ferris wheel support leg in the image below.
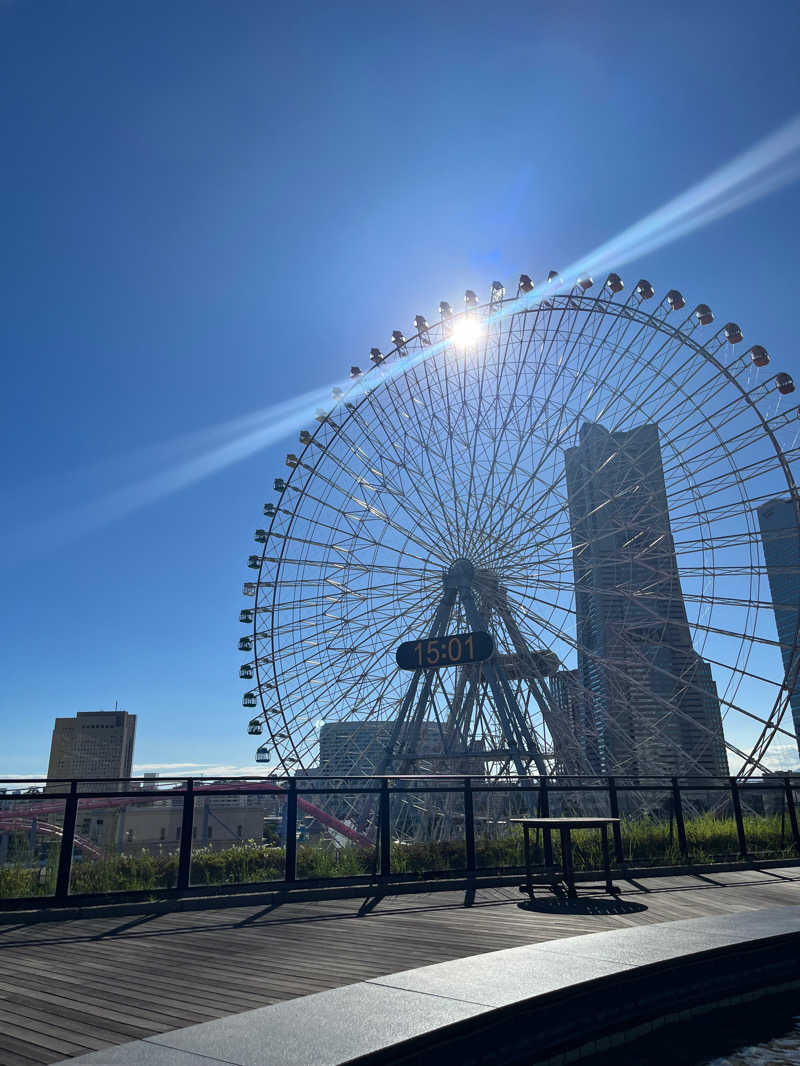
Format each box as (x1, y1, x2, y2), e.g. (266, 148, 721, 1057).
(401, 667, 442, 771)
(379, 588, 457, 773)
(459, 586, 546, 778)
(496, 602, 578, 773)
(443, 666, 470, 751)
(496, 669, 548, 779)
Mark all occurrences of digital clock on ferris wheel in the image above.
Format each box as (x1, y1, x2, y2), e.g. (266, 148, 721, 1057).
(395, 631, 494, 671)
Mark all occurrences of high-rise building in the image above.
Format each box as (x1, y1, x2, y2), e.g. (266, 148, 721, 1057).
(549, 668, 600, 773)
(319, 721, 392, 777)
(564, 421, 728, 778)
(46, 710, 137, 792)
(757, 497, 800, 756)
(318, 720, 449, 777)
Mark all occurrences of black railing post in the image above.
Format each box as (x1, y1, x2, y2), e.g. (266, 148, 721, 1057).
(671, 777, 689, 862)
(285, 778, 297, 883)
(784, 777, 800, 854)
(55, 780, 78, 903)
(177, 778, 194, 892)
(464, 778, 476, 876)
(538, 777, 554, 867)
(607, 776, 625, 866)
(730, 776, 748, 858)
(379, 778, 391, 878)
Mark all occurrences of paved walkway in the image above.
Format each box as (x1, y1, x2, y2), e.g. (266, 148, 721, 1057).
(2, 866, 800, 1065)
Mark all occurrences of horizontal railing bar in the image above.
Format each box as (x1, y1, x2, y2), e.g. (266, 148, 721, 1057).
(1, 784, 792, 804)
(3, 774, 798, 787)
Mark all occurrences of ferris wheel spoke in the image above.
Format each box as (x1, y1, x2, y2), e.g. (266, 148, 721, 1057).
(360, 378, 466, 551)
(383, 357, 471, 540)
(534, 577, 786, 654)
(427, 347, 474, 552)
(277, 584, 440, 672)
(459, 310, 538, 557)
(302, 430, 454, 558)
(318, 452, 445, 552)
(492, 354, 721, 554)
(472, 320, 601, 546)
(446, 323, 544, 551)
(479, 327, 672, 551)
(334, 402, 461, 552)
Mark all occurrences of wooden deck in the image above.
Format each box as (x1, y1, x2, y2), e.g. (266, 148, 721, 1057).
(1, 867, 800, 1065)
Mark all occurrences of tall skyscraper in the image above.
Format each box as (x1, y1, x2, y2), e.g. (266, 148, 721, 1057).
(757, 497, 800, 756)
(46, 710, 137, 792)
(565, 421, 727, 778)
(549, 668, 600, 774)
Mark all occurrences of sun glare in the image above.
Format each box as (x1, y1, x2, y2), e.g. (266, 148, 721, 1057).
(450, 317, 484, 347)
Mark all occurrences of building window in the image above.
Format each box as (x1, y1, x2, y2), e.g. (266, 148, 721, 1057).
(159, 827, 166, 841)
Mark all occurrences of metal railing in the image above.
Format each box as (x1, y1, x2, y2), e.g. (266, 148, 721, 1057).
(1, 773, 799, 908)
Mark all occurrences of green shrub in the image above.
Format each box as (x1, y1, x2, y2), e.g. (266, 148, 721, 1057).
(1, 812, 797, 901)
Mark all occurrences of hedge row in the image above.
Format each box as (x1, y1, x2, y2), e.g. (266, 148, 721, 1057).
(1, 814, 797, 900)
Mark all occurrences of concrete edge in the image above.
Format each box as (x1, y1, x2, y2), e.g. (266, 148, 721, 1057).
(359, 931, 800, 1066)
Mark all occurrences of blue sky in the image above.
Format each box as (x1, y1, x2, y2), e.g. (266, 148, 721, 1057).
(2, 1, 800, 778)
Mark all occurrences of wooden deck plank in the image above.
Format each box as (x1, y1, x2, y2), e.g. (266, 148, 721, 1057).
(1, 995, 155, 1040)
(0, 955, 298, 1010)
(1, 869, 799, 1065)
(0, 975, 215, 1029)
(0, 1031, 57, 1066)
(0, 1011, 110, 1054)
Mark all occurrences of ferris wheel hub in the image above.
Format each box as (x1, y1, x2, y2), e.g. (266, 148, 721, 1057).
(445, 558, 475, 588)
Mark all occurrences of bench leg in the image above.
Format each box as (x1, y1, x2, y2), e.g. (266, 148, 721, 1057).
(601, 824, 612, 894)
(560, 827, 576, 900)
(523, 825, 533, 899)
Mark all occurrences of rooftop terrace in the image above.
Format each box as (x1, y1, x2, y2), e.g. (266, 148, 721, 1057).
(2, 866, 800, 1064)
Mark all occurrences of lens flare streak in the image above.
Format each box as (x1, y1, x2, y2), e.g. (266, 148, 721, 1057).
(14, 114, 800, 550)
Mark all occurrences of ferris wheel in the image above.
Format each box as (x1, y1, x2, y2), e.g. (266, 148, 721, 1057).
(239, 271, 800, 803)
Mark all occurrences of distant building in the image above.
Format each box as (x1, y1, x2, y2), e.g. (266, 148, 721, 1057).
(46, 710, 137, 792)
(758, 497, 800, 755)
(116, 799, 266, 853)
(319, 721, 394, 778)
(317, 719, 471, 831)
(549, 669, 600, 773)
(71, 797, 269, 854)
(319, 719, 456, 777)
(565, 421, 728, 778)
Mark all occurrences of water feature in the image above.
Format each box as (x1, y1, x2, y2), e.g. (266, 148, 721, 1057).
(703, 1016, 800, 1065)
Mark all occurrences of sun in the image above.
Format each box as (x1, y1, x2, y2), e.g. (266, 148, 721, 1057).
(450, 317, 484, 347)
